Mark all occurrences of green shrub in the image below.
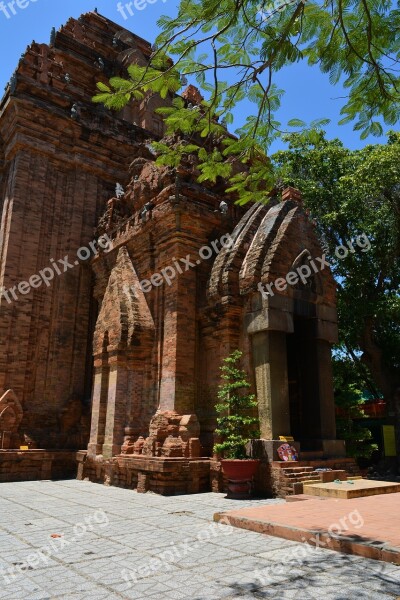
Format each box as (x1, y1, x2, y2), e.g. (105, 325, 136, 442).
(213, 350, 260, 459)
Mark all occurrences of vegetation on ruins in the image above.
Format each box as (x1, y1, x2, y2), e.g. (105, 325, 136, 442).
(213, 350, 260, 459)
(93, 1, 399, 457)
(94, 0, 399, 203)
(273, 131, 400, 446)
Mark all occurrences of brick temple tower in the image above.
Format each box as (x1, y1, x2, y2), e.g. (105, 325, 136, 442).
(77, 148, 347, 494)
(0, 12, 161, 454)
(0, 12, 355, 492)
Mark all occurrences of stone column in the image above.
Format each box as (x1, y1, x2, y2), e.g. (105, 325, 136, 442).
(102, 356, 129, 459)
(252, 330, 291, 439)
(87, 361, 109, 457)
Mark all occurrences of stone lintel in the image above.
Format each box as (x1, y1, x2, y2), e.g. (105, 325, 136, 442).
(245, 307, 293, 334)
(246, 307, 338, 343)
(316, 304, 338, 323)
(315, 319, 339, 344)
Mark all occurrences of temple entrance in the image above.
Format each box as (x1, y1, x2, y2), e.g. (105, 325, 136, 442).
(287, 316, 322, 449)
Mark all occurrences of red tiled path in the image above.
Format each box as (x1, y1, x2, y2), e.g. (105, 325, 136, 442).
(214, 492, 400, 565)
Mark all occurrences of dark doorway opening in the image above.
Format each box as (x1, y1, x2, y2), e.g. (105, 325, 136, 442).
(287, 316, 322, 449)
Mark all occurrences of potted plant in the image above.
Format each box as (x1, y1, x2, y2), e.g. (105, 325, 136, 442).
(213, 350, 260, 498)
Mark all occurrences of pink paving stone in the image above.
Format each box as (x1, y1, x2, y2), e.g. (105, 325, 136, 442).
(214, 492, 400, 564)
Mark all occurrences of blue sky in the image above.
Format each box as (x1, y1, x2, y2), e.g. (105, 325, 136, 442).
(0, 0, 389, 151)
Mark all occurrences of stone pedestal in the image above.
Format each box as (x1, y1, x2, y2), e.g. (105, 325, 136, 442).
(77, 451, 211, 495)
(321, 439, 346, 457)
(246, 439, 301, 462)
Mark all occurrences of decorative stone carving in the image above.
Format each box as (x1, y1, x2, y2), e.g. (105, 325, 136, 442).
(142, 436, 159, 457)
(96, 196, 130, 237)
(0, 389, 23, 449)
(92, 246, 155, 356)
(149, 411, 181, 441)
(179, 414, 200, 441)
(161, 435, 184, 457)
(181, 84, 204, 106)
(140, 412, 201, 458)
(121, 428, 136, 454)
(133, 436, 145, 455)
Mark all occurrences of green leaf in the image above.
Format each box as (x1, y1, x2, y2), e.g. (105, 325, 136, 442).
(287, 118, 306, 128)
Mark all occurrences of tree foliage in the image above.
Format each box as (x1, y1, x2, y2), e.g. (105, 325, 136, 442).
(333, 355, 378, 459)
(94, 0, 399, 198)
(213, 350, 260, 459)
(273, 130, 400, 404)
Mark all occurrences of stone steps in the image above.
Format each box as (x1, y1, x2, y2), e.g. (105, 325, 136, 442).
(284, 472, 320, 479)
(278, 467, 322, 495)
(278, 463, 353, 495)
(281, 466, 315, 474)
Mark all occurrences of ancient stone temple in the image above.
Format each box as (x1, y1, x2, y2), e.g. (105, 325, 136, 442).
(0, 11, 157, 479)
(0, 11, 357, 492)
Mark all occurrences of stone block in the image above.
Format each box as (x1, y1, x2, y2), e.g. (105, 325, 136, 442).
(246, 439, 301, 462)
(319, 469, 347, 483)
(303, 479, 400, 499)
(322, 439, 346, 457)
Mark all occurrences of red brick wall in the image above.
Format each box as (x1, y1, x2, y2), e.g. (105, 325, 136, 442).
(0, 12, 155, 448)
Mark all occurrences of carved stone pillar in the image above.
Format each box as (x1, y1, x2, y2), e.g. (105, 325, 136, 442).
(87, 360, 109, 457)
(102, 355, 129, 459)
(251, 330, 291, 439)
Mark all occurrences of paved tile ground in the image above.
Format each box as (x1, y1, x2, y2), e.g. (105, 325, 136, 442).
(0, 480, 399, 599)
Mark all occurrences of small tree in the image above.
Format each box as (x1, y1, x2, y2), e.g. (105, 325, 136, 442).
(213, 350, 260, 459)
(334, 357, 378, 460)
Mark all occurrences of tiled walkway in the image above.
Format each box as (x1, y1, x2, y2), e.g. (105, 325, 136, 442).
(0, 480, 399, 599)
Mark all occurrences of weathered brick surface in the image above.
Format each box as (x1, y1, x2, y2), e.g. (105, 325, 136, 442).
(0, 13, 342, 495)
(77, 451, 210, 496)
(0, 450, 76, 482)
(211, 456, 360, 498)
(0, 12, 155, 449)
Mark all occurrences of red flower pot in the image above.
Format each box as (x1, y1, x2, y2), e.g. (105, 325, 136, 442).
(221, 459, 260, 499)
